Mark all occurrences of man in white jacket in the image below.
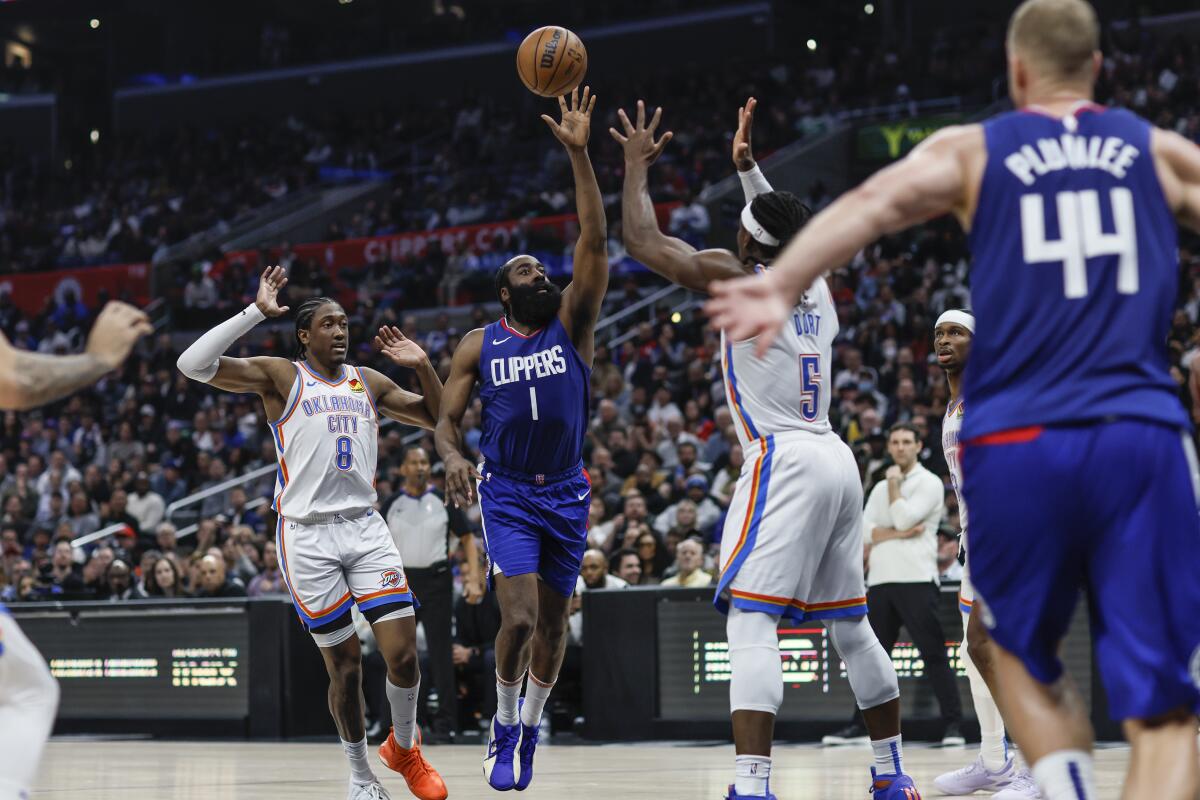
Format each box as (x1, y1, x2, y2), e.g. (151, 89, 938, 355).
(861, 422, 963, 745)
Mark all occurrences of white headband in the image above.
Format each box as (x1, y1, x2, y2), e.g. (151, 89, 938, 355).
(935, 309, 975, 334)
(740, 202, 779, 247)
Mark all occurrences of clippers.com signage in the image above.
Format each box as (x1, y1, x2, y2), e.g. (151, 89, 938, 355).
(215, 203, 678, 277)
(4, 262, 151, 317)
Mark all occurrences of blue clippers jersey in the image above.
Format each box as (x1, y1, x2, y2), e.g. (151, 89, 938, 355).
(478, 316, 590, 475)
(964, 105, 1189, 439)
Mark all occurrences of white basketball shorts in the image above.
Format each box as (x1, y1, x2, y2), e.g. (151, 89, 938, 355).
(714, 430, 869, 622)
(275, 509, 415, 634)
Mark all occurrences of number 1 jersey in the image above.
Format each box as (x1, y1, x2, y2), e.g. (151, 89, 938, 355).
(964, 104, 1188, 439)
(478, 316, 589, 476)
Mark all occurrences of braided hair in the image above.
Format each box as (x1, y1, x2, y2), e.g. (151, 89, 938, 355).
(293, 296, 339, 361)
(748, 191, 813, 261)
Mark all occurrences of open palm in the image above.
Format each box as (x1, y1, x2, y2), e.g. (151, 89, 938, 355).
(542, 85, 596, 150)
(255, 265, 290, 318)
(374, 326, 426, 368)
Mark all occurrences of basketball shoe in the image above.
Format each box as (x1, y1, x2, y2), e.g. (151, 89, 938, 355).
(378, 728, 448, 800)
(992, 769, 1042, 799)
(483, 712, 521, 791)
(348, 779, 392, 800)
(870, 767, 922, 799)
(514, 698, 539, 791)
(933, 754, 1036, 796)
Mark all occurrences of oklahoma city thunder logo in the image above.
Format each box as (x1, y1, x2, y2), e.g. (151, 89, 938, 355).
(348, 377, 366, 393)
(380, 568, 403, 589)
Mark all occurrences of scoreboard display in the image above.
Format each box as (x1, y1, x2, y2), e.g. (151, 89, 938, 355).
(13, 605, 250, 720)
(657, 588, 1092, 722)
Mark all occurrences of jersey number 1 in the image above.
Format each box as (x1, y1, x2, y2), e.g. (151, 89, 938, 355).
(1019, 188, 1138, 299)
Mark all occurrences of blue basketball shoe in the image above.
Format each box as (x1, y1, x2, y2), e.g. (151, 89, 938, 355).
(483, 712, 520, 791)
(724, 785, 777, 800)
(514, 698, 539, 791)
(870, 767, 922, 799)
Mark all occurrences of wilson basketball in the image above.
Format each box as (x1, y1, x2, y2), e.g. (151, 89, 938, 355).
(516, 26, 587, 98)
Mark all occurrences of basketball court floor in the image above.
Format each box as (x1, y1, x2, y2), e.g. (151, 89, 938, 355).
(33, 739, 1133, 799)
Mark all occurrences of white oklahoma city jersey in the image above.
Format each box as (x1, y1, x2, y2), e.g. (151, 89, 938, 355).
(942, 398, 967, 534)
(721, 271, 837, 446)
(270, 361, 379, 520)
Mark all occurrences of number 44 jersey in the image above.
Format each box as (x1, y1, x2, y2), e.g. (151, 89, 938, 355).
(721, 269, 838, 448)
(964, 104, 1189, 440)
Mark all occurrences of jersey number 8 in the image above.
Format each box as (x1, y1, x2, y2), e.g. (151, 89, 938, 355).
(334, 436, 354, 471)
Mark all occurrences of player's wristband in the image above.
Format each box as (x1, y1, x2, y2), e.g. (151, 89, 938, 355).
(738, 164, 773, 202)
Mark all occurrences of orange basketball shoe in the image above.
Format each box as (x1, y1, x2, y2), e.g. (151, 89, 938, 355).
(379, 728, 448, 800)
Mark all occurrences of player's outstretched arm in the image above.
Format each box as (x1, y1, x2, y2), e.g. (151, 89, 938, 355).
(0, 301, 152, 410)
(543, 86, 607, 360)
(363, 325, 443, 429)
(434, 328, 484, 508)
(733, 96, 774, 202)
(612, 100, 744, 294)
(176, 266, 295, 397)
(706, 125, 983, 353)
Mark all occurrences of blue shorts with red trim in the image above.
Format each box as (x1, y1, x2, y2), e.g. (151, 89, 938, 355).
(478, 461, 590, 597)
(963, 419, 1200, 720)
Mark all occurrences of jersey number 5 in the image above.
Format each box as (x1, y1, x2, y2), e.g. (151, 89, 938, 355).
(1019, 188, 1138, 299)
(799, 354, 821, 422)
(334, 436, 353, 471)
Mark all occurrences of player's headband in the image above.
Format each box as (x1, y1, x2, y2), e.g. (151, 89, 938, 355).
(935, 309, 975, 334)
(741, 202, 780, 247)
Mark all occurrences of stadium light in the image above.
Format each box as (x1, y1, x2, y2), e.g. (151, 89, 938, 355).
(864, 3, 875, 14)
(89, 18, 100, 29)
(89, 129, 100, 144)
(671, 312, 682, 324)
(806, 39, 817, 51)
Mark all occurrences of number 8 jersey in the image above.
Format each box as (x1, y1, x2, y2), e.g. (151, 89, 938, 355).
(269, 361, 380, 520)
(721, 270, 837, 448)
(964, 104, 1188, 440)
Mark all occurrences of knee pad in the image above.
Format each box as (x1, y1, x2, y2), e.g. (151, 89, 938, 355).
(727, 608, 783, 715)
(826, 615, 899, 710)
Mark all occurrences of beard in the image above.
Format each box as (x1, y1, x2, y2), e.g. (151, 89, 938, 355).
(508, 280, 563, 328)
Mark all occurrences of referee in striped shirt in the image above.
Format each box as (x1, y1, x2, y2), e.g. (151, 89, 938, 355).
(382, 444, 481, 741)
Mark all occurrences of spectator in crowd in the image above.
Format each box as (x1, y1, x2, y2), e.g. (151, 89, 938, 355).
(194, 553, 247, 598)
(223, 488, 262, 533)
(660, 537, 712, 588)
(65, 492, 99, 539)
(632, 530, 670, 586)
(453, 589, 503, 727)
(655, 476, 720, 540)
(103, 559, 138, 602)
(937, 529, 963, 583)
(576, 548, 628, 592)
(146, 556, 185, 598)
(610, 548, 642, 585)
(247, 540, 287, 597)
(127, 472, 166, 534)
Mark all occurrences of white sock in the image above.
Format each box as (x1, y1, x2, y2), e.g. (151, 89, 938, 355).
(1031, 750, 1096, 800)
(342, 737, 376, 785)
(496, 670, 524, 726)
(520, 672, 555, 729)
(734, 754, 771, 797)
(386, 677, 420, 748)
(961, 611, 1010, 771)
(871, 734, 903, 776)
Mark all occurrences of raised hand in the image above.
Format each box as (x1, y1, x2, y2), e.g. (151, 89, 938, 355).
(610, 99, 673, 167)
(374, 325, 428, 369)
(733, 96, 757, 171)
(254, 265, 290, 318)
(542, 85, 596, 151)
(86, 301, 154, 370)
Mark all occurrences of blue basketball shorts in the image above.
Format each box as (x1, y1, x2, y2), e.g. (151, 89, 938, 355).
(477, 462, 591, 597)
(962, 419, 1200, 720)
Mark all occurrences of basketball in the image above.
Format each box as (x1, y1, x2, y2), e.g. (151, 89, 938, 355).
(516, 26, 587, 98)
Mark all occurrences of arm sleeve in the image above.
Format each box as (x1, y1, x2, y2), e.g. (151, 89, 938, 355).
(176, 304, 266, 382)
(888, 472, 942, 531)
(738, 165, 774, 203)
